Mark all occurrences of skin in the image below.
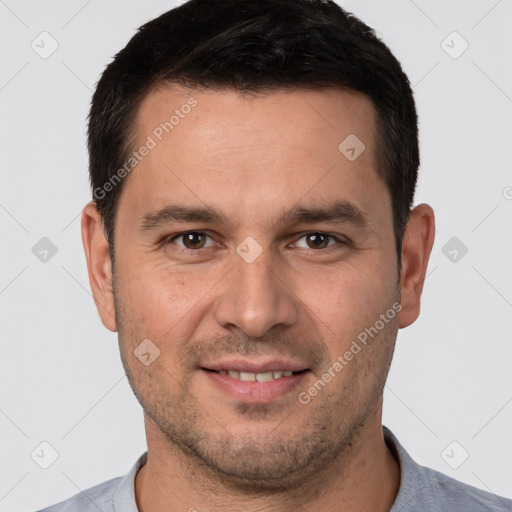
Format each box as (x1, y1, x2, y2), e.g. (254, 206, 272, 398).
(82, 85, 435, 511)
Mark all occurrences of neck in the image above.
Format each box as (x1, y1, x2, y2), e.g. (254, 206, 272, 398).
(134, 409, 400, 512)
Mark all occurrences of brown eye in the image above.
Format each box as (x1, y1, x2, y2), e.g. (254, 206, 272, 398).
(305, 233, 330, 249)
(183, 232, 206, 249)
(171, 232, 214, 250)
(292, 232, 345, 250)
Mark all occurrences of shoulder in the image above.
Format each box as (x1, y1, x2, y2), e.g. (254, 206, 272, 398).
(425, 468, 512, 511)
(34, 452, 147, 512)
(35, 476, 121, 512)
(384, 427, 512, 512)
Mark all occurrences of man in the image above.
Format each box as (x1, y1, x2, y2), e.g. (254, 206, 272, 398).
(37, 0, 511, 510)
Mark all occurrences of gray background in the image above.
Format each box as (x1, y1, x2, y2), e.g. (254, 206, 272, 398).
(1, 0, 511, 510)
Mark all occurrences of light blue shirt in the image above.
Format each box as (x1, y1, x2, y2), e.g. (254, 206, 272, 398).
(36, 427, 512, 511)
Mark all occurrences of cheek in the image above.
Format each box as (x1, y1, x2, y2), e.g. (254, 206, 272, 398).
(301, 257, 397, 347)
(114, 254, 219, 346)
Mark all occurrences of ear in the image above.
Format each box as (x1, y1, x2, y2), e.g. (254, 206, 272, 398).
(81, 202, 117, 332)
(397, 203, 435, 328)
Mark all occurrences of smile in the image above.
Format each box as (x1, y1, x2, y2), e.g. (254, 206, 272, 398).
(217, 370, 294, 381)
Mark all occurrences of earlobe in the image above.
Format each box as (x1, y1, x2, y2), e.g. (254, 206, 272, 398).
(397, 203, 435, 329)
(81, 202, 117, 332)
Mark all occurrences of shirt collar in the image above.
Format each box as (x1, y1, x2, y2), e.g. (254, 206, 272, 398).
(384, 426, 436, 511)
(113, 451, 147, 512)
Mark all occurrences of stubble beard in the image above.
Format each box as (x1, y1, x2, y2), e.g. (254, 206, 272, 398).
(113, 284, 398, 492)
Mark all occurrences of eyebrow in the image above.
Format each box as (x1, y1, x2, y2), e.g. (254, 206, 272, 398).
(282, 202, 368, 228)
(140, 204, 229, 231)
(139, 200, 369, 232)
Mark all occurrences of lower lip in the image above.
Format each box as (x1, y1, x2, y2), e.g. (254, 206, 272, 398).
(202, 370, 309, 403)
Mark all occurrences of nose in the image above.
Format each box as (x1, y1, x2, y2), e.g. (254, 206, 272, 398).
(213, 247, 299, 338)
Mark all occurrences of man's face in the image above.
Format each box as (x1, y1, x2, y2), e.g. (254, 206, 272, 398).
(111, 86, 400, 486)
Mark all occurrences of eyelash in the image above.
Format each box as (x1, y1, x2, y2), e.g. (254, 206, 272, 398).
(164, 231, 348, 252)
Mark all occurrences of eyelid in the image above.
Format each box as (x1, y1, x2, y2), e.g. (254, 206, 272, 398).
(162, 230, 348, 251)
(166, 230, 217, 249)
(291, 232, 348, 250)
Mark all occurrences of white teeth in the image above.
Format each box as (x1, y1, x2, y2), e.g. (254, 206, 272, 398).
(256, 372, 274, 382)
(219, 370, 296, 381)
(240, 371, 256, 382)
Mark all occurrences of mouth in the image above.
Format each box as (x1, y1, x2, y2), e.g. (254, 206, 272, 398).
(204, 368, 307, 382)
(200, 361, 310, 403)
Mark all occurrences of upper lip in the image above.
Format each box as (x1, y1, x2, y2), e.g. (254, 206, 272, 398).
(202, 359, 309, 373)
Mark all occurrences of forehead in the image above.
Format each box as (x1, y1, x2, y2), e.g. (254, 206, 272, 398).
(118, 85, 388, 230)
(135, 85, 377, 155)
